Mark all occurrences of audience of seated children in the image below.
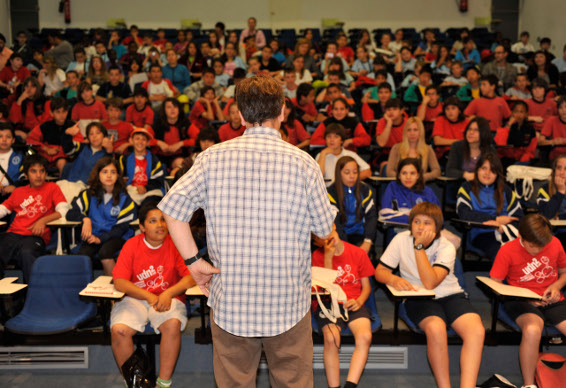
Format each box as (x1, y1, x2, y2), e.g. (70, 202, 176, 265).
(184, 67, 224, 102)
(54, 70, 80, 105)
(0, 122, 23, 202)
(152, 97, 194, 170)
(71, 82, 108, 123)
(379, 158, 439, 224)
(446, 117, 494, 180)
(312, 224, 375, 388)
(281, 98, 310, 149)
(0, 154, 69, 282)
(456, 152, 523, 261)
(403, 65, 434, 105)
(212, 59, 230, 89)
(27, 97, 80, 175)
(9, 77, 50, 139)
(376, 98, 409, 148)
(67, 157, 135, 275)
(386, 117, 441, 181)
(504, 73, 531, 100)
(537, 154, 566, 248)
(119, 127, 165, 206)
(432, 96, 470, 160)
(281, 67, 298, 99)
(416, 85, 443, 124)
(125, 87, 154, 130)
(494, 100, 537, 166)
(293, 82, 325, 125)
(361, 82, 393, 121)
(539, 96, 566, 161)
(95, 65, 133, 105)
(57, 121, 113, 202)
(327, 156, 376, 254)
(316, 123, 371, 187)
(218, 102, 246, 142)
(111, 202, 195, 388)
(101, 97, 134, 154)
(456, 66, 481, 102)
(142, 64, 175, 110)
(490, 213, 566, 388)
(311, 98, 371, 152)
(188, 86, 225, 130)
(464, 74, 512, 132)
(376, 202, 484, 388)
(440, 61, 468, 87)
(526, 77, 556, 133)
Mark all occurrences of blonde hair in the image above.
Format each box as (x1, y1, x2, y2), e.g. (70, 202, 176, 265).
(399, 117, 429, 172)
(44, 56, 59, 80)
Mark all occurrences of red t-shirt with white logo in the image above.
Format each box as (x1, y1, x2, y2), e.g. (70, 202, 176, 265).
(312, 241, 375, 301)
(113, 234, 190, 302)
(2, 182, 67, 243)
(491, 237, 566, 300)
(132, 157, 148, 187)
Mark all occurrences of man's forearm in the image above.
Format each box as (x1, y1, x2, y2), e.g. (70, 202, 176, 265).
(163, 213, 199, 260)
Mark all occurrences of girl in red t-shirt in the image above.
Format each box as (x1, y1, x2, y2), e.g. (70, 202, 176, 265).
(153, 98, 194, 170)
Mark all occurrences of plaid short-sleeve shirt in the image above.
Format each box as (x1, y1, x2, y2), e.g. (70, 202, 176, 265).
(158, 126, 336, 336)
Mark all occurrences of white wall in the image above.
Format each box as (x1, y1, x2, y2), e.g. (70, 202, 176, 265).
(38, 0, 491, 31)
(518, 0, 566, 57)
(0, 0, 11, 44)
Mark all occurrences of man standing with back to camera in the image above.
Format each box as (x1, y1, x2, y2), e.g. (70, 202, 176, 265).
(158, 75, 336, 387)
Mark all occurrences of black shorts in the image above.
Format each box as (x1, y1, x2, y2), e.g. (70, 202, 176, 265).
(504, 300, 566, 326)
(315, 300, 371, 331)
(405, 292, 478, 327)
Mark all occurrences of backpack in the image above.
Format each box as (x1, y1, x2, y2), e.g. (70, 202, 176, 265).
(535, 352, 566, 388)
(506, 165, 551, 201)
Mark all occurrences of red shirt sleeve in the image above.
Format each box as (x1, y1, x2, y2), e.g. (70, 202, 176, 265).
(541, 117, 554, 138)
(125, 105, 134, 124)
(500, 98, 512, 119)
(189, 101, 205, 123)
(520, 136, 537, 162)
(294, 120, 310, 142)
(464, 99, 477, 117)
(351, 123, 371, 147)
(361, 103, 375, 122)
(113, 239, 135, 280)
(490, 245, 511, 280)
(310, 122, 326, 145)
(493, 127, 509, 145)
(26, 124, 44, 146)
(144, 107, 154, 126)
(8, 102, 23, 124)
(182, 124, 200, 146)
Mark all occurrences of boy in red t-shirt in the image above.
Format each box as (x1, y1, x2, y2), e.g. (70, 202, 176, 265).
(102, 97, 134, 154)
(491, 214, 566, 388)
(416, 85, 443, 124)
(218, 102, 246, 142)
(464, 74, 511, 131)
(125, 87, 154, 130)
(376, 98, 408, 148)
(312, 224, 375, 388)
(119, 127, 164, 206)
(292, 83, 326, 125)
(0, 154, 69, 282)
(526, 78, 557, 132)
(111, 202, 195, 388)
(188, 85, 225, 130)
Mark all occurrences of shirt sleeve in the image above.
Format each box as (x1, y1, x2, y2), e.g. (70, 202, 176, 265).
(305, 158, 338, 238)
(357, 248, 376, 278)
(490, 245, 511, 280)
(158, 152, 207, 222)
(113, 239, 134, 280)
(352, 123, 371, 147)
(431, 239, 456, 272)
(379, 234, 402, 270)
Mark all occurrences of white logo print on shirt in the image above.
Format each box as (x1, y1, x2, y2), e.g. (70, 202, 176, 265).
(134, 265, 169, 291)
(519, 256, 556, 283)
(18, 195, 47, 218)
(335, 264, 358, 285)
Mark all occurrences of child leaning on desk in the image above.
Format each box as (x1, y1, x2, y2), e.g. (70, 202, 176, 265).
(490, 213, 566, 388)
(111, 201, 195, 388)
(312, 223, 375, 388)
(375, 202, 484, 388)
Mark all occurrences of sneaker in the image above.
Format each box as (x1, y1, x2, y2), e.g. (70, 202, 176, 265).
(520, 385, 537, 388)
(478, 374, 517, 388)
(549, 336, 563, 344)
